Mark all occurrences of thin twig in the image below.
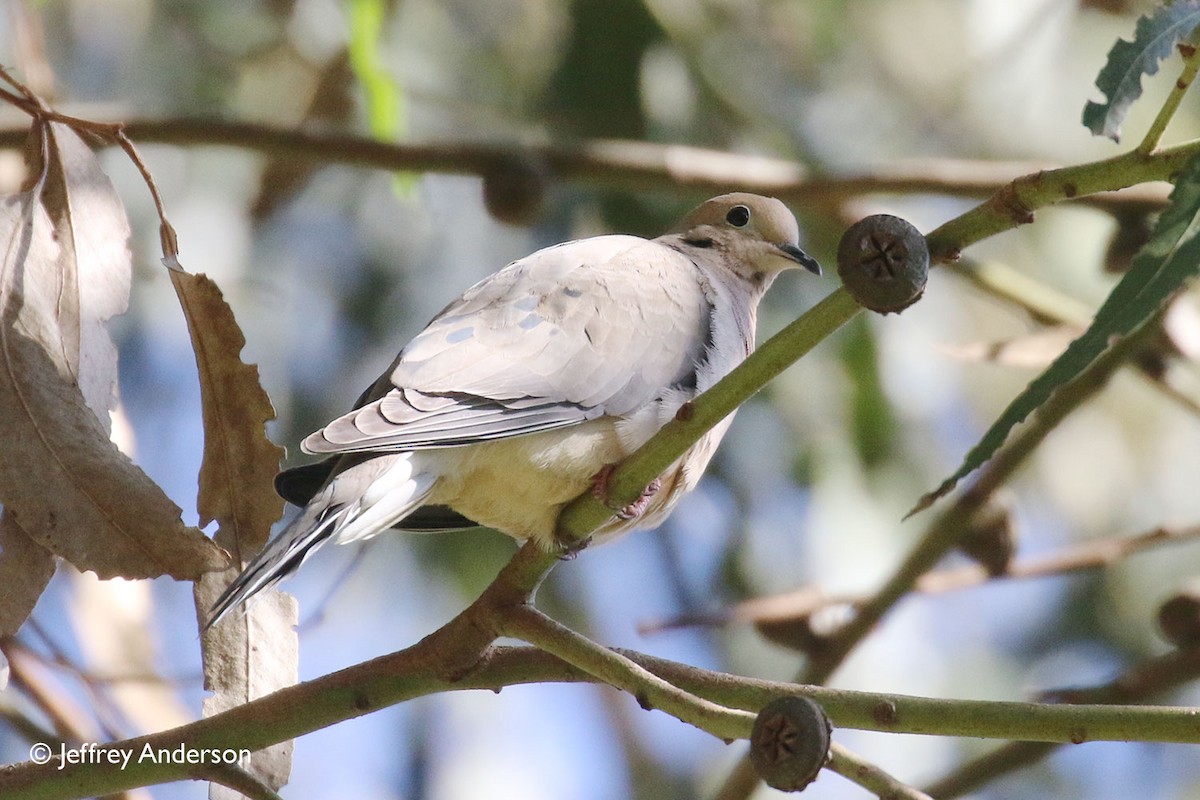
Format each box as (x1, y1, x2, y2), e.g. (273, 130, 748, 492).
(642, 523, 1200, 634)
(110, 129, 179, 266)
(827, 743, 933, 800)
(196, 763, 285, 800)
(496, 604, 753, 741)
(1136, 38, 1200, 156)
(0, 65, 183, 268)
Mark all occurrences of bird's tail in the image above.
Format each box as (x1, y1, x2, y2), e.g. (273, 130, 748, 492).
(204, 454, 435, 629)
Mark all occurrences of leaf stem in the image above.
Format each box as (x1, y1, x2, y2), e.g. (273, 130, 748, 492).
(1136, 38, 1200, 156)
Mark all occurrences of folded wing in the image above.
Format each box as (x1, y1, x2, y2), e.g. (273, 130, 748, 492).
(304, 235, 712, 455)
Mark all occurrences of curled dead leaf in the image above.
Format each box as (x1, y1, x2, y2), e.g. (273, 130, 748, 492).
(0, 121, 226, 582)
(170, 270, 284, 562)
(194, 570, 297, 792)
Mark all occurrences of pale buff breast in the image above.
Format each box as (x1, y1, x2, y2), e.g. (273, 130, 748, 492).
(424, 417, 627, 547)
(424, 413, 734, 549)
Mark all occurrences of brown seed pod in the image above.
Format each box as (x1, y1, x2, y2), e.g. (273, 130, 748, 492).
(958, 493, 1017, 577)
(481, 154, 549, 226)
(836, 214, 929, 313)
(1157, 589, 1200, 648)
(748, 696, 832, 792)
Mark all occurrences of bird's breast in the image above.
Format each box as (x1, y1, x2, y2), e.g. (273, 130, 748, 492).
(425, 418, 627, 548)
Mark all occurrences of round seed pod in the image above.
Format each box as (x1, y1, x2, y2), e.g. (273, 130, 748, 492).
(958, 494, 1017, 577)
(482, 154, 549, 226)
(1158, 589, 1200, 648)
(836, 214, 929, 313)
(748, 696, 832, 792)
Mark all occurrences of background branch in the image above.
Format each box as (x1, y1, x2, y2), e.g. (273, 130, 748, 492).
(0, 120, 1171, 213)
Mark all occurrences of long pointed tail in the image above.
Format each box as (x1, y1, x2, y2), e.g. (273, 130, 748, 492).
(205, 454, 435, 629)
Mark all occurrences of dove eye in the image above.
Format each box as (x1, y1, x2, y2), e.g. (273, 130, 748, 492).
(725, 205, 750, 228)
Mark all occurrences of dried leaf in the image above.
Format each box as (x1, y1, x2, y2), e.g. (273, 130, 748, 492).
(40, 122, 130, 426)
(170, 266, 291, 794)
(0, 513, 55, 636)
(170, 270, 284, 562)
(194, 571, 297, 794)
(0, 120, 227, 580)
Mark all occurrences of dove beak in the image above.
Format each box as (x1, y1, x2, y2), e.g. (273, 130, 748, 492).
(777, 243, 823, 276)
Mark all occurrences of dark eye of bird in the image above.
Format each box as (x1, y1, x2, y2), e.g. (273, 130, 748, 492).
(726, 205, 750, 228)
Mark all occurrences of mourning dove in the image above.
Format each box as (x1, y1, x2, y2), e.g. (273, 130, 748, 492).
(207, 193, 820, 626)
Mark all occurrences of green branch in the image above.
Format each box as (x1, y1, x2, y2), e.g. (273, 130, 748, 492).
(927, 138, 1200, 263)
(497, 605, 754, 740)
(556, 288, 861, 543)
(1136, 37, 1200, 155)
(7, 642, 1200, 800)
(827, 744, 932, 800)
(802, 308, 1159, 686)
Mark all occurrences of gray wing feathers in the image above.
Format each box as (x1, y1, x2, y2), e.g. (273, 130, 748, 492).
(304, 235, 711, 456)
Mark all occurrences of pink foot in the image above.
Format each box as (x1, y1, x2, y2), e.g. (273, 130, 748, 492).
(591, 465, 662, 521)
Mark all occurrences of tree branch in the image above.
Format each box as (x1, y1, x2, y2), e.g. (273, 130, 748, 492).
(0, 119, 1172, 214)
(922, 644, 1200, 798)
(801, 309, 1159, 686)
(7, 640, 1200, 799)
(497, 605, 753, 740)
(640, 522, 1200, 633)
(827, 743, 933, 800)
(555, 288, 862, 544)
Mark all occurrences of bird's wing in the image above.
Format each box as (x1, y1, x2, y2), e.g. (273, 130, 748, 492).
(304, 234, 712, 454)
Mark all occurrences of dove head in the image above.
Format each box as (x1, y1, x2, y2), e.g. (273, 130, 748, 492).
(669, 193, 822, 283)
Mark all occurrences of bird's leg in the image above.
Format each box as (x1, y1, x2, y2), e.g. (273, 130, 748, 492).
(591, 464, 662, 521)
(557, 534, 592, 561)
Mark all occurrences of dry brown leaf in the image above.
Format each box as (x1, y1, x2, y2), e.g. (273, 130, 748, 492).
(40, 122, 130, 426)
(170, 270, 285, 562)
(0, 513, 55, 636)
(168, 181, 292, 796)
(194, 570, 297, 794)
(0, 120, 227, 581)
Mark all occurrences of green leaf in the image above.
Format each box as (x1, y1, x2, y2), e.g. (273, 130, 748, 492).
(1082, 1, 1200, 142)
(346, 0, 416, 194)
(911, 152, 1200, 516)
